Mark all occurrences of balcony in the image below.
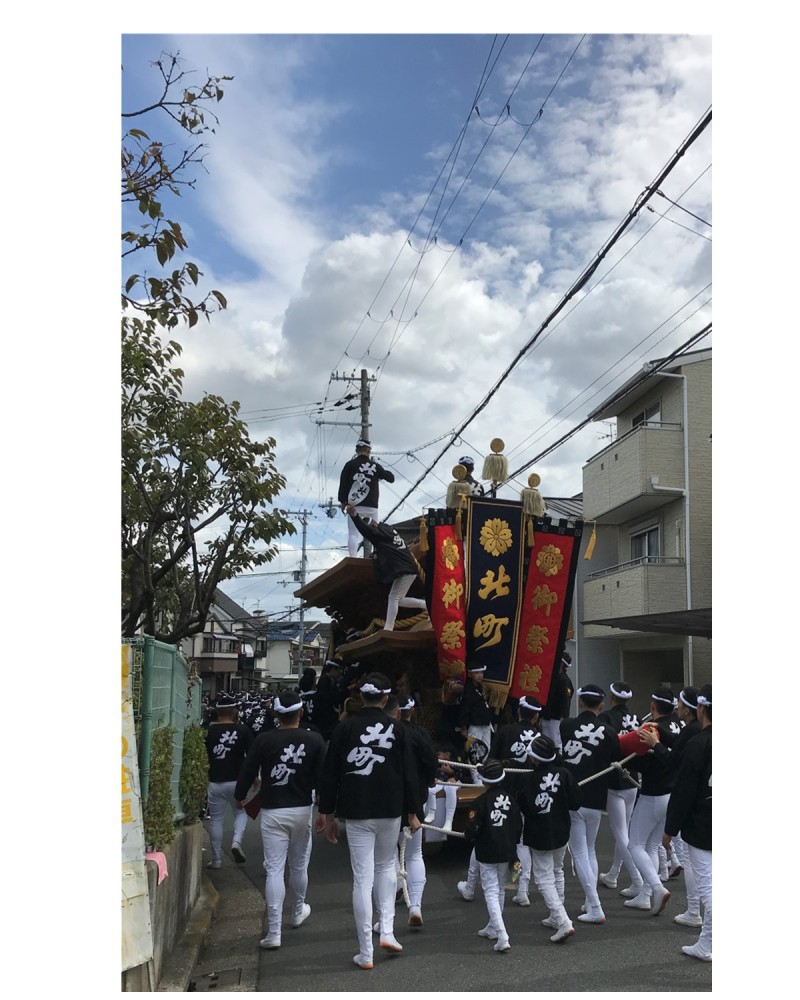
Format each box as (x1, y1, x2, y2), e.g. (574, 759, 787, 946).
(583, 423, 684, 524)
(582, 557, 687, 637)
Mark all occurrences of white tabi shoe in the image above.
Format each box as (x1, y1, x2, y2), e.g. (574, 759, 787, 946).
(674, 910, 703, 927)
(681, 943, 712, 962)
(477, 924, 498, 939)
(599, 872, 618, 889)
(512, 892, 530, 906)
(380, 933, 403, 953)
(623, 892, 652, 910)
(650, 884, 671, 916)
(457, 880, 476, 901)
(290, 903, 311, 928)
(619, 883, 645, 898)
(493, 935, 511, 952)
(550, 921, 575, 943)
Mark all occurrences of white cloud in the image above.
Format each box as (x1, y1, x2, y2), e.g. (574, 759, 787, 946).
(121, 32, 713, 615)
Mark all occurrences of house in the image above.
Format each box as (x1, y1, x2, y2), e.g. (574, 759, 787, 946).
(182, 588, 334, 695)
(260, 620, 332, 688)
(576, 348, 712, 721)
(182, 589, 269, 697)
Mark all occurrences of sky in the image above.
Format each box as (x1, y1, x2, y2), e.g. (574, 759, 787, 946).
(120, 30, 714, 622)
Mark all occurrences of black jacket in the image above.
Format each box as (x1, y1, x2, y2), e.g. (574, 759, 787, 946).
(234, 726, 326, 810)
(457, 678, 493, 729)
(463, 779, 522, 863)
(629, 713, 681, 796)
(518, 760, 581, 850)
(338, 455, 394, 509)
(664, 726, 711, 850)
(206, 722, 254, 783)
(559, 711, 621, 810)
(598, 702, 640, 792)
(350, 513, 420, 585)
(401, 719, 439, 821)
(318, 706, 422, 820)
(541, 666, 573, 721)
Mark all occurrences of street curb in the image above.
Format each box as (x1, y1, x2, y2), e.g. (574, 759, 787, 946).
(156, 875, 220, 992)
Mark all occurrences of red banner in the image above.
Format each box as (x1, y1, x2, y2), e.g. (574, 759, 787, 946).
(510, 519, 581, 702)
(425, 517, 468, 682)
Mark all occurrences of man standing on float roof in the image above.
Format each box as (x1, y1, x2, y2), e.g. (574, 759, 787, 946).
(338, 438, 395, 557)
(458, 456, 485, 497)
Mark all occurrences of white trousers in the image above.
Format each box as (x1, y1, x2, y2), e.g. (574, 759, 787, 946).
(540, 718, 562, 749)
(345, 816, 402, 960)
(206, 781, 248, 863)
(568, 807, 603, 912)
(385, 574, 427, 630)
(399, 825, 426, 908)
(605, 786, 641, 882)
(260, 806, 313, 938)
(628, 793, 670, 893)
(688, 844, 712, 954)
(531, 846, 570, 927)
(464, 847, 480, 892)
(347, 506, 379, 557)
(674, 832, 700, 914)
(516, 841, 531, 891)
(478, 861, 509, 940)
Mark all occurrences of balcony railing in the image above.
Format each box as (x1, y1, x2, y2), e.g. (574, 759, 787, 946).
(586, 555, 683, 581)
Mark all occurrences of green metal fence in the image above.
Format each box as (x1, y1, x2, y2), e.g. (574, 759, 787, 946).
(125, 636, 202, 821)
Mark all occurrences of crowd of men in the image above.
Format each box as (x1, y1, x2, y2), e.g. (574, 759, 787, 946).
(201, 664, 712, 969)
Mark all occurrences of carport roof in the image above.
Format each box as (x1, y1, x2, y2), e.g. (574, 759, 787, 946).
(581, 607, 711, 638)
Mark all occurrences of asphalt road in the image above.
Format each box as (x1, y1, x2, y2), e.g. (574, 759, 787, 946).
(201, 807, 712, 993)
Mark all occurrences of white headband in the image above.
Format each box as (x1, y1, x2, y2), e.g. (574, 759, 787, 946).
(610, 683, 632, 699)
(528, 745, 556, 763)
(679, 690, 698, 710)
(399, 698, 415, 711)
(519, 696, 542, 712)
(697, 695, 711, 707)
(468, 666, 487, 674)
(479, 769, 505, 785)
(273, 696, 302, 714)
(361, 682, 392, 695)
(578, 687, 603, 700)
(651, 693, 675, 706)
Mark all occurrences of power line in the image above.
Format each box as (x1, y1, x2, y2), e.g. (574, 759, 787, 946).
(506, 324, 711, 482)
(382, 106, 712, 520)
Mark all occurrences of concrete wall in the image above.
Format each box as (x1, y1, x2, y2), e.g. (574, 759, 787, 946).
(122, 822, 204, 991)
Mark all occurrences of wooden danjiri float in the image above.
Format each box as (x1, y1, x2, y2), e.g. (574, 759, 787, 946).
(294, 441, 587, 832)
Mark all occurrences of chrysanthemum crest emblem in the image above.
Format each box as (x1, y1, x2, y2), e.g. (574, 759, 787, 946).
(480, 518, 513, 557)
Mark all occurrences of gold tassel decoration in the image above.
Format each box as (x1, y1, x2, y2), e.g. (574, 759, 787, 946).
(522, 472, 545, 547)
(455, 501, 463, 540)
(419, 515, 429, 553)
(482, 680, 510, 711)
(482, 437, 509, 487)
(446, 464, 472, 509)
(584, 521, 597, 560)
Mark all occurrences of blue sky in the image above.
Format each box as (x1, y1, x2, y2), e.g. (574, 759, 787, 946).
(121, 30, 714, 620)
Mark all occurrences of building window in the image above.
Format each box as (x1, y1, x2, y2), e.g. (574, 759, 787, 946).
(632, 400, 662, 427)
(631, 526, 660, 562)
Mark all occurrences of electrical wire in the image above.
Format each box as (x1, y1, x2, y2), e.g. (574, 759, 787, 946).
(381, 107, 712, 520)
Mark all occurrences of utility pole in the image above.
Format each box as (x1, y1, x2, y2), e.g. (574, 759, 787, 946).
(287, 509, 312, 675)
(320, 368, 377, 555)
(319, 368, 375, 438)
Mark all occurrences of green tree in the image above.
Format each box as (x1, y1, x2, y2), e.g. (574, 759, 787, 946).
(122, 53, 295, 643)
